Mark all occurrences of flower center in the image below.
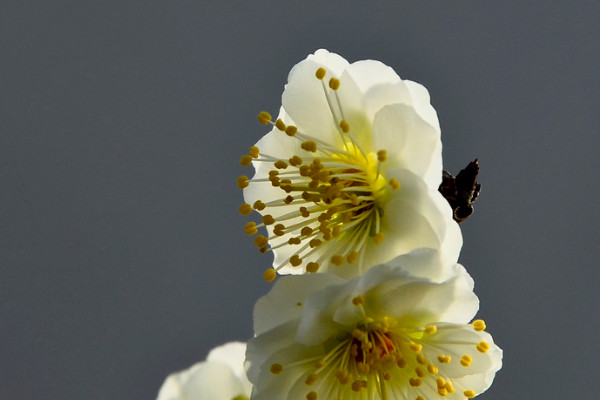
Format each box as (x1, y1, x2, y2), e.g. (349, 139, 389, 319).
(239, 68, 401, 280)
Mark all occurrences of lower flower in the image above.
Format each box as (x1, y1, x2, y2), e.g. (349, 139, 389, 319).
(157, 342, 251, 400)
(246, 260, 502, 400)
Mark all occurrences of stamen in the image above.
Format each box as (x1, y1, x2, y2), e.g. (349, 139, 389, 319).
(257, 111, 272, 125)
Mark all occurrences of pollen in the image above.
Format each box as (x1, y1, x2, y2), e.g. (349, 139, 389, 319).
(315, 67, 327, 80)
(424, 325, 437, 334)
(270, 363, 284, 374)
(409, 378, 422, 387)
(389, 178, 401, 190)
(473, 319, 486, 331)
(238, 203, 252, 216)
(301, 141, 318, 152)
(460, 354, 473, 367)
(306, 262, 320, 273)
(331, 255, 344, 266)
(305, 373, 318, 385)
(477, 341, 490, 353)
(374, 232, 385, 244)
(464, 390, 476, 398)
(263, 268, 277, 282)
(306, 391, 317, 400)
(237, 175, 249, 189)
(339, 120, 350, 133)
(328, 77, 340, 90)
(275, 118, 286, 131)
(257, 111, 272, 125)
(437, 355, 451, 364)
(352, 295, 365, 306)
(244, 222, 258, 235)
(240, 155, 253, 166)
(377, 150, 387, 162)
(285, 125, 298, 136)
(253, 200, 266, 210)
(249, 146, 260, 158)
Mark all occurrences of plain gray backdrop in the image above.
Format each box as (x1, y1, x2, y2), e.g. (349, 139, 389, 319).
(2, 1, 599, 399)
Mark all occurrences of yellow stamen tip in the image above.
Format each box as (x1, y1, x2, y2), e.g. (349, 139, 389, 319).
(306, 262, 320, 273)
(409, 378, 422, 387)
(264, 269, 277, 282)
(275, 118, 286, 131)
(262, 214, 275, 225)
(477, 341, 490, 353)
(473, 319, 486, 331)
(377, 150, 387, 162)
(269, 362, 283, 374)
(238, 203, 252, 216)
(425, 325, 437, 334)
(374, 232, 385, 244)
(244, 222, 257, 236)
(460, 354, 473, 367)
(464, 390, 476, 398)
(249, 146, 259, 158)
(346, 251, 359, 264)
(240, 154, 253, 166)
(274, 160, 288, 169)
(339, 119, 350, 133)
(254, 235, 268, 248)
(331, 254, 344, 266)
(257, 111, 272, 125)
(290, 254, 302, 267)
(305, 373, 318, 386)
(253, 200, 266, 211)
(301, 141, 318, 152)
(285, 125, 298, 136)
(236, 175, 249, 189)
(351, 295, 365, 306)
(437, 355, 451, 364)
(389, 177, 401, 190)
(306, 391, 317, 400)
(315, 67, 326, 80)
(328, 77, 340, 90)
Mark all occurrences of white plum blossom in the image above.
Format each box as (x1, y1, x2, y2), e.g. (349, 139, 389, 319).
(238, 49, 461, 281)
(246, 257, 502, 400)
(157, 342, 251, 400)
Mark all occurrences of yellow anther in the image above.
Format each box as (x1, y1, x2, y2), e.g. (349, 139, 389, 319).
(288, 237, 301, 245)
(437, 386, 447, 396)
(285, 125, 298, 136)
(464, 390, 476, 398)
(427, 363, 438, 374)
(335, 369, 350, 384)
(273, 224, 285, 236)
(309, 238, 322, 248)
(262, 215, 275, 225)
(329, 77, 340, 90)
(306, 391, 317, 400)
(257, 111, 272, 125)
(436, 377, 446, 387)
(237, 175, 249, 189)
(374, 232, 385, 244)
(263, 269, 277, 282)
(275, 118, 286, 131)
(331, 255, 344, 266)
(290, 254, 302, 266)
(347, 251, 359, 264)
(254, 235, 268, 248)
(301, 141, 318, 152)
(425, 325, 437, 334)
(270, 363, 283, 374)
(253, 200, 266, 210)
(437, 355, 451, 364)
(249, 146, 259, 158)
(305, 373, 318, 385)
(416, 397, 425, 400)
(289, 155, 303, 166)
(389, 178, 401, 190)
(444, 381, 455, 393)
(477, 341, 490, 353)
(416, 354, 427, 365)
(415, 367, 426, 378)
(377, 150, 387, 162)
(284, 195, 294, 204)
(274, 160, 288, 169)
(306, 262, 320, 273)
(409, 378, 422, 387)
(397, 357, 407, 368)
(473, 319, 486, 331)
(238, 203, 252, 216)
(299, 207, 310, 218)
(315, 67, 327, 80)
(409, 341, 422, 352)
(460, 354, 473, 367)
(351, 380, 367, 392)
(352, 295, 365, 306)
(240, 155, 253, 166)
(339, 120, 350, 133)
(244, 222, 258, 235)
(300, 226, 313, 236)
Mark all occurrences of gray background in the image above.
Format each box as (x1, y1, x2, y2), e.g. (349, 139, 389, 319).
(2, 1, 599, 399)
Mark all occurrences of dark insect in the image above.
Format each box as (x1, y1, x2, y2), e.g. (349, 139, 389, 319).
(438, 159, 481, 223)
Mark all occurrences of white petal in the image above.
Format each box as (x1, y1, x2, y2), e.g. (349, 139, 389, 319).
(372, 104, 442, 188)
(253, 273, 342, 335)
(281, 50, 349, 148)
(157, 342, 251, 400)
(404, 79, 441, 133)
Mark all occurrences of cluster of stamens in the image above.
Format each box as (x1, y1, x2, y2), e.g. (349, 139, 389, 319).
(268, 296, 490, 400)
(238, 67, 401, 281)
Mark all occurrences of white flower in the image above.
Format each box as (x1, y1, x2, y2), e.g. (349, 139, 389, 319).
(238, 49, 462, 281)
(157, 342, 251, 400)
(246, 259, 502, 400)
